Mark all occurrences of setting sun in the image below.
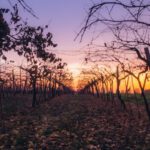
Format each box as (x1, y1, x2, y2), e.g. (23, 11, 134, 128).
(1, 0, 150, 149)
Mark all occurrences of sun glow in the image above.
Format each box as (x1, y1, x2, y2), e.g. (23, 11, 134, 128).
(67, 63, 81, 91)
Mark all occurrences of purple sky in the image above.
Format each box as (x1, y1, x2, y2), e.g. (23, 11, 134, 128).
(22, 0, 90, 49)
(1, 0, 101, 77)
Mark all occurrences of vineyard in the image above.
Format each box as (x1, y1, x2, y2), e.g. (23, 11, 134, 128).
(1, 0, 150, 150)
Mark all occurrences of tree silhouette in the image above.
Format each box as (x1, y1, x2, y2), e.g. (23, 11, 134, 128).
(0, 3, 71, 112)
(77, 0, 150, 65)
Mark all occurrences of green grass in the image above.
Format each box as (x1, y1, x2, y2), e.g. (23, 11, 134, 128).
(121, 93, 150, 104)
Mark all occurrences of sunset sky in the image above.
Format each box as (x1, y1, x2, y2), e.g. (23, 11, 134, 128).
(1, 0, 142, 91)
(1, 0, 102, 79)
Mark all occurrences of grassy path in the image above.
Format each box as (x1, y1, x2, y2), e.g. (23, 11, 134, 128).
(0, 95, 150, 150)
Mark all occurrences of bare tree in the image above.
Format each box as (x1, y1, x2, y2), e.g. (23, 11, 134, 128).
(77, 0, 150, 65)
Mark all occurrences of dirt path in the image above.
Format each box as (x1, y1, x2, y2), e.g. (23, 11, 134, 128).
(0, 95, 150, 150)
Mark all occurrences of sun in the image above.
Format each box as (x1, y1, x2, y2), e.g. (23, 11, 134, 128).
(67, 63, 81, 90)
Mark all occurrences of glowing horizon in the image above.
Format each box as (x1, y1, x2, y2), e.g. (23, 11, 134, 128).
(1, 0, 150, 92)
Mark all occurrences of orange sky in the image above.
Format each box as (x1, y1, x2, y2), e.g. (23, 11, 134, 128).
(1, 0, 150, 92)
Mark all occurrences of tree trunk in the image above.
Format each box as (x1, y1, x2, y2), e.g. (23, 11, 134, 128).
(138, 80, 150, 120)
(0, 84, 5, 133)
(32, 81, 37, 107)
(94, 83, 99, 97)
(116, 80, 126, 110)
